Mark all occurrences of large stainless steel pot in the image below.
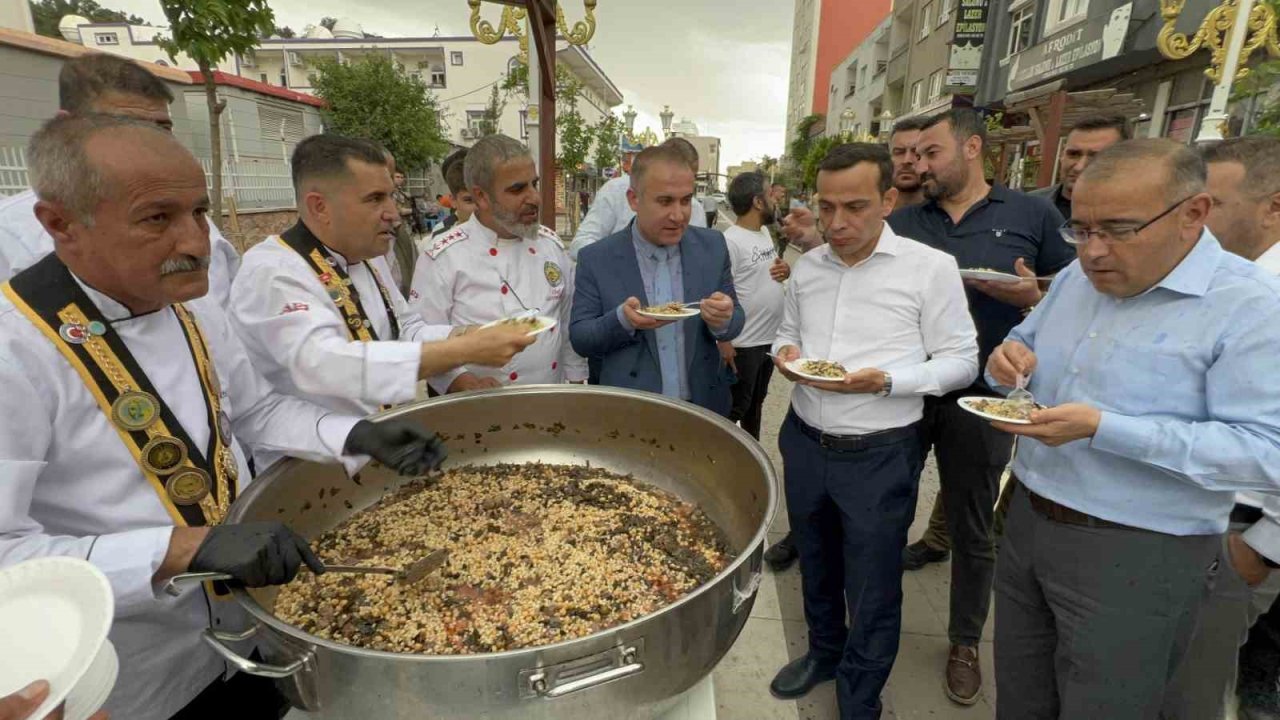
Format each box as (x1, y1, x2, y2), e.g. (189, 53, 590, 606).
(203, 386, 777, 719)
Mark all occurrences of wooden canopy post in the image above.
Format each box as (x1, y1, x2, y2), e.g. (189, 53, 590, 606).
(1035, 90, 1068, 189)
(527, 0, 557, 228)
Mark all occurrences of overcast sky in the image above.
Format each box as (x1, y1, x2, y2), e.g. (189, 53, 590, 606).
(104, 0, 794, 171)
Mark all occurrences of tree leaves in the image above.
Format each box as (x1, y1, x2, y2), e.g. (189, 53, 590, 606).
(310, 54, 448, 172)
(155, 0, 275, 68)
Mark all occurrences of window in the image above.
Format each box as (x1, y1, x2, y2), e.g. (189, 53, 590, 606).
(860, 66, 869, 87)
(94, 32, 118, 45)
(451, 51, 464, 66)
(911, 80, 923, 108)
(1008, 6, 1035, 57)
(1046, 0, 1088, 32)
(919, 3, 933, 40)
(429, 67, 446, 87)
(466, 110, 487, 130)
(279, 72, 288, 88)
(939, 0, 953, 25)
(508, 57, 522, 76)
(929, 71, 943, 100)
(519, 109, 528, 140)
(259, 73, 269, 84)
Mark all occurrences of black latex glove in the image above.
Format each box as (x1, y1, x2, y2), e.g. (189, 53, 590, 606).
(189, 522, 324, 587)
(344, 418, 448, 476)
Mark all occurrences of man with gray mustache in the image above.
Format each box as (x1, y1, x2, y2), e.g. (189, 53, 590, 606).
(0, 114, 450, 720)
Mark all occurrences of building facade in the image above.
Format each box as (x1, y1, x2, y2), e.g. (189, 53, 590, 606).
(785, 0, 893, 141)
(826, 16, 893, 138)
(887, 0, 985, 123)
(52, 16, 623, 151)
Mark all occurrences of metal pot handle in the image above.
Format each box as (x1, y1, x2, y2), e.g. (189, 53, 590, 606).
(525, 645, 644, 699)
(162, 571, 234, 597)
(202, 625, 312, 679)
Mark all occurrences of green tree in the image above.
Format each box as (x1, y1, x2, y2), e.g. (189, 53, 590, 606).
(156, 0, 274, 228)
(555, 66, 591, 172)
(478, 83, 505, 136)
(590, 113, 623, 176)
(319, 16, 337, 31)
(787, 114, 824, 190)
(801, 132, 853, 190)
(310, 54, 448, 172)
(29, 0, 146, 38)
(271, 24, 295, 38)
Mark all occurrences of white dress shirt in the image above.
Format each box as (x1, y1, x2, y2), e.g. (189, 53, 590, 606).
(409, 215, 588, 393)
(0, 189, 241, 306)
(568, 174, 708, 261)
(723, 224, 786, 348)
(1240, 242, 1280, 562)
(230, 234, 452, 468)
(0, 279, 361, 720)
(772, 222, 979, 435)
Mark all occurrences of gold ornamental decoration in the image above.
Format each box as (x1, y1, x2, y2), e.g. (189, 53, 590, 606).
(467, 0, 598, 65)
(1158, 0, 1280, 83)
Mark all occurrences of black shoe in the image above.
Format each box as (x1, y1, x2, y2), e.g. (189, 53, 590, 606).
(769, 653, 838, 699)
(764, 534, 798, 572)
(902, 539, 949, 571)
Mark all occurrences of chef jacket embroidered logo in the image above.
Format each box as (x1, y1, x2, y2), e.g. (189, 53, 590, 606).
(544, 261, 564, 288)
(280, 302, 309, 314)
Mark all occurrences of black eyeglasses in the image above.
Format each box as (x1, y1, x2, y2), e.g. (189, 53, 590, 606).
(1059, 195, 1195, 246)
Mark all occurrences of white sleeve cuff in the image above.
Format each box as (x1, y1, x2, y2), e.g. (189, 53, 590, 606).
(317, 413, 370, 477)
(428, 367, 470, 395)
(87, 526, 175, 616)
(409, 324, 454, 343)
(361, 341, 425, 405)
(1243, 517, 1280, 566)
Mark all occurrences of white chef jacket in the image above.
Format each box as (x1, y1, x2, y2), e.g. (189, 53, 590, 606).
(0, 277, 363, 720)
(230, 233, 453, 469)
(772, 223, 979, 435)
(568, 174, 708, 261)
(409, 215, 587, 393)
(0, 189, 241, 306)
(1239, 242, 1280, 563)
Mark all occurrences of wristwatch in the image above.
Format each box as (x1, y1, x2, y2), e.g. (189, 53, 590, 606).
(875, 372, 893, 398)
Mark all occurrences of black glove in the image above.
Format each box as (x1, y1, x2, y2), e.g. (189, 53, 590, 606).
(189, 522, 324, 587)
(344, 419, 448, 476)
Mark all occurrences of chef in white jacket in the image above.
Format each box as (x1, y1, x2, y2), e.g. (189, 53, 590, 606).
(230, 135, 534, 468)
(0, 52, 241, 306)
(410, 134, 587, 393)
(0, 115, 446, 720)
(569, 142, 707, 261)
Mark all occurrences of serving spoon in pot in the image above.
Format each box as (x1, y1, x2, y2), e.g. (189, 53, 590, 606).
(163, 548, 450, 597)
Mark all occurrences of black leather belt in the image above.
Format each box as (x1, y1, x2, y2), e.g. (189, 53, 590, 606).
(1231, 503, 1264, 525)
(790, 410, 920, 453)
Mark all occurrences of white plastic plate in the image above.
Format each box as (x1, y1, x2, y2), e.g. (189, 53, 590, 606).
(956, 396, 1035, 425)
(480, 314, 557, 337)
(784, 358, 849, 383)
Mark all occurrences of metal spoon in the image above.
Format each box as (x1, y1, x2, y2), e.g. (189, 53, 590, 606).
(163, 548, 449, 597)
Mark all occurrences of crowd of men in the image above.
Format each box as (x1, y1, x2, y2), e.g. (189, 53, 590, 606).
(2, 51, 1280, 720)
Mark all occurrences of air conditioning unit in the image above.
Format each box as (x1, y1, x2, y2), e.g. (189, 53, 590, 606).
(240, 53, 256, 68)
(460, 128, 479, 140)
(288, 51, 303, 66)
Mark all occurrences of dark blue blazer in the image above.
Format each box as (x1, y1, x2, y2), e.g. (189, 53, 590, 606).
(570, 225, 746, 417)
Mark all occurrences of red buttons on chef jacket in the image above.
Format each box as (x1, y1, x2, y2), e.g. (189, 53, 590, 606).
(529, 247, 536, 254)
(501, 285, 509, 295)
(509, 372, 518, 381)
(552, 361, 558, 370)
(489, 248, 498, 256)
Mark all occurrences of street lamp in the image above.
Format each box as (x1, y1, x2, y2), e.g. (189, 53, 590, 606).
(879, 109, 894, 142)
(841, 108, 856, 131)
(1157, 0, 1280, 141)
(660, 105, 674, 137)
(623, 105, 637, 136)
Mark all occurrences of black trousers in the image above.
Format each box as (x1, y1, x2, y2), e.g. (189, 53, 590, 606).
(728, 344, 774, 440)
(920, 392, 1014, 647)
(171, 669, 289, 720)
(780, 409, 923, 720)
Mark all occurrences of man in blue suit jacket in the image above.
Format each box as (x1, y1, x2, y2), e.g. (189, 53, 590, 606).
(571, 144, 745, 417)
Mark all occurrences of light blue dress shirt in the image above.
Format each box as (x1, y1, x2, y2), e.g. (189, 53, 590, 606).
(615, 225, 690, 400)
(986, 231, 1280, 535)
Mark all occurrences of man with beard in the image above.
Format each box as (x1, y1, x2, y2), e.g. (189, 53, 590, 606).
(570, 143, 744, 415)
(1029, 116, 1128, 222)
(889, 117, 928, 208)
(410, 134, 587, 392)
(886, 108, 1073, 706)
(229, 135, 534, 471)
(769, 143, 977, 718)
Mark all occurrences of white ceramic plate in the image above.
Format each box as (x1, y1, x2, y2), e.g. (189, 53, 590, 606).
(480, 314, 557, 337)
(784, 358, 849, 383)
(0, 558, 114, 720)
(636, 306, 700, 320)
(956, 396, 1035, 425)
(959, 268, 1023, 283)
